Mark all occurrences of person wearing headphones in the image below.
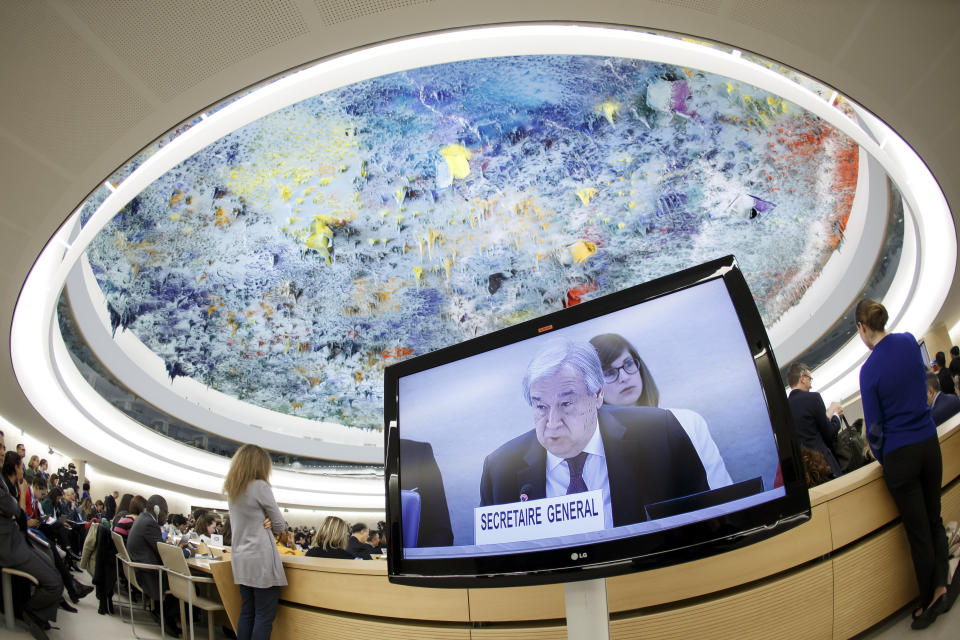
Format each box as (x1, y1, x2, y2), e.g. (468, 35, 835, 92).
(127, 494, 192, 638)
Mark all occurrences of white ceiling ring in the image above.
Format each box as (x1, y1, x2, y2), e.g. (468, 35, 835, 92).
(11, 24, 953, 500)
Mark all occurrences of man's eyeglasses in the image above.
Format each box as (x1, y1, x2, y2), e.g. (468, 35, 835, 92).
(603, 358, 640, 383)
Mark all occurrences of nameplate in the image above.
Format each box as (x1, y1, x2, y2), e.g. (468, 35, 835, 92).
(474, 490, 605, 545)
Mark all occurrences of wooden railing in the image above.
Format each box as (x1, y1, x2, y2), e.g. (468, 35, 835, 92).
(206, 417, 960, 639)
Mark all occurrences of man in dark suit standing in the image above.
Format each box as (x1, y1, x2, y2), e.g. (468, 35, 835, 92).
(786, 363, 843, 478)
(934, 351, 956, 396)
(479, 339, 708, 528)
(949, 346, 960, 379)
(926, 372, 960, 426)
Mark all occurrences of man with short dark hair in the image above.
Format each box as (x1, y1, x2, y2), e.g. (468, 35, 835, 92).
(367, 530, 381, 551)
(926, 371, 960, 426)
(950, 346, 960, 378)
(346, 522, 374, 559)
(934, 351, 956, 395)
(786, 362, 843, 478)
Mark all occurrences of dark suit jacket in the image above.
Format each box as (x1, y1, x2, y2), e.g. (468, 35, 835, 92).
(127, 512, 181, 601)
(938, 368, 956, 396)
(950, 357, 960, 378)
(932, 392, 960, 426)
(346, 536, 374, 560)
(399, 439, 454, 547)
(788, 389, 842, 477)
(479, 405, 709, 527)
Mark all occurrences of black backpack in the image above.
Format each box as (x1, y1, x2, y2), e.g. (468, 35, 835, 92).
(831, 416, 867, 473)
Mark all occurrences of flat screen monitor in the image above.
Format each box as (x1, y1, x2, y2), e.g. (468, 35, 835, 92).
(384, 256, 810, 587)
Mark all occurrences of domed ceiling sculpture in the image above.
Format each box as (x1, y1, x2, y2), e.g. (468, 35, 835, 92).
(83, 54, 857, 430)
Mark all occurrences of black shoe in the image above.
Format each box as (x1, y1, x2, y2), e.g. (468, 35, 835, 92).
(911, 593, 948, 630)
(59, 598, 78, 613)
(98, 601, 108, 615)
(73, 582, 94, 600)
(22, 611, 50, 640)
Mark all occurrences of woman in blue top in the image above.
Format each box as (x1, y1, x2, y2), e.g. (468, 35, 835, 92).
(856, 298, 949, 629)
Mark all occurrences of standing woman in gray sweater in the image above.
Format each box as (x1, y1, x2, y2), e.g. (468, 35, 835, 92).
(224, 444, 287, 640)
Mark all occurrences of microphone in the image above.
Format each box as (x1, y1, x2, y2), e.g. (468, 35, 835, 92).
(520, 484, 535, 502)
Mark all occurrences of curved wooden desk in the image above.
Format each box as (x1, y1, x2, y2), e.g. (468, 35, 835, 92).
(206, 418, 960, 639)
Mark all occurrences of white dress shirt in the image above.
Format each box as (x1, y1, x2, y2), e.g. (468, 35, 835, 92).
(545, 423, 614, 529)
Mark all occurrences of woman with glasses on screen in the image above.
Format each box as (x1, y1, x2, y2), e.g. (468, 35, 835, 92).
(590, 333, 732, 489)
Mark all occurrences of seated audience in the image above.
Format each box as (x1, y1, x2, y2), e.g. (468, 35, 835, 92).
(111, 493, 133, 528)
(0, 438, 63, 639)
(346, 522, 375, 559)
(190, 512, 219, 544)
(367, 530, 381, 553)
(927, 371, 960, 426)
(275, 529, 304, 555)
(221, 516, 232, 547)
(79, 497, 95, 521)
(24, 454, 40, 484)
(113, 494, 146, 538)
(800, 445, 834, 488)
(27, 477, 46, 520)
(306, 516, 355, 559)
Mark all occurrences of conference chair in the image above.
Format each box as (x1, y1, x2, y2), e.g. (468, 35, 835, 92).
(112, 530, 165, 639)
(400, 489, 421, 548)
(157, 542, 225, 640)
(1, 567, 39, 631)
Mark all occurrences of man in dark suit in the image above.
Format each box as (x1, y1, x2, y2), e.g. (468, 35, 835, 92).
(934, 351, 956, 396)
(949, 346, 960, 379)
(346, 522, 374, 559)
(927, 372, 960, 426)
(786, 363, 843, 478)
(127, 495, 188, 637)
(479, 339, 708, 528)
(399, 439, 454, 546)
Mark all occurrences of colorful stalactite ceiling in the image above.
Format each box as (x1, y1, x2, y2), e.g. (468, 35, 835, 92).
(84, 55, 858, 429)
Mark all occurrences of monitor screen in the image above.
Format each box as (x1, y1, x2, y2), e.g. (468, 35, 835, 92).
(384, 256, 810, 587)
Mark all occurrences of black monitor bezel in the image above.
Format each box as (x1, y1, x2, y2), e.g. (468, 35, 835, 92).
(384, 255, 810, 588)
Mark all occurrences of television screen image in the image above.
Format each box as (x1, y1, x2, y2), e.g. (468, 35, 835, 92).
(384, 256, 810, 587)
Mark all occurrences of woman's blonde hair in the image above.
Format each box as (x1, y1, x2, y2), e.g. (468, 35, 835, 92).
(223, 444, 272, 498)
(313, 515, 349, 551)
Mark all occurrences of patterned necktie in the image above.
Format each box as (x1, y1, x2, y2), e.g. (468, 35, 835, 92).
(565, 451, 589, 494)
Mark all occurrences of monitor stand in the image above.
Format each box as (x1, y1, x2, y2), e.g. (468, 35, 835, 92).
(564, 578, 611, 640)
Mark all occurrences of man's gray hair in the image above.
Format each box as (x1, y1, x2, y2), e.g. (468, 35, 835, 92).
(521, 339, 604, 405)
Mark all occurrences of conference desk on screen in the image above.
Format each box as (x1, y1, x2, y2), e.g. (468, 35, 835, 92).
(202, 415, 960, 639)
